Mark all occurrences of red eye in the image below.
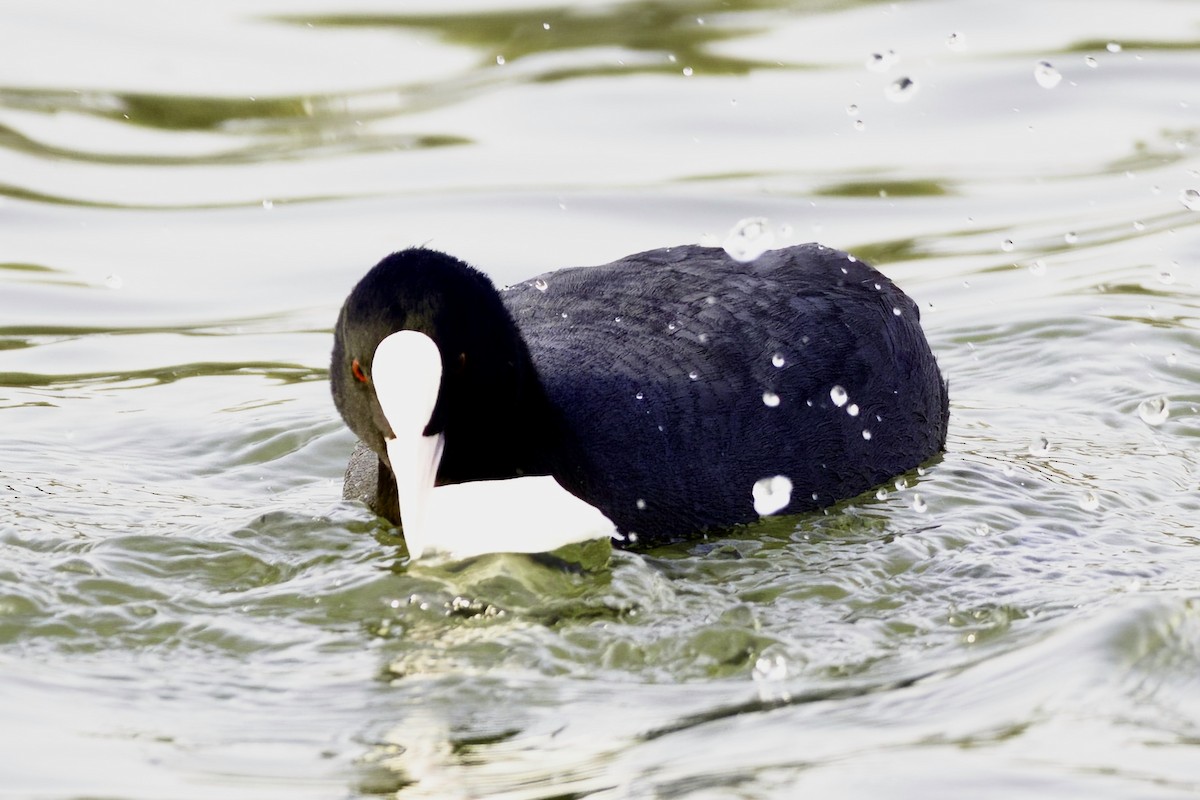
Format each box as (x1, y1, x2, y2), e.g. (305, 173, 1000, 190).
(351, 358, 369, 384)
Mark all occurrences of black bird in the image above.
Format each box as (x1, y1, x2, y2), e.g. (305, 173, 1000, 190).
(331, 244, 948, 557)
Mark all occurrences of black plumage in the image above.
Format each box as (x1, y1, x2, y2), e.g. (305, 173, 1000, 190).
(332, 244, 948, 547)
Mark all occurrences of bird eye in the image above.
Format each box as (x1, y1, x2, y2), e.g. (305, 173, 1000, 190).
(351, 358, 369, 384)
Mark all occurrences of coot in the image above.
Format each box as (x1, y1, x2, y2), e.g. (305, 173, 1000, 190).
(332, 244, 948, 558)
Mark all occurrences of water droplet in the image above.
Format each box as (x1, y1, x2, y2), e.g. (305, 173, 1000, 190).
(560, 312, 568, 319)
(1137, 396, 1169, 426)
(1179, 188, 1200, 210)
(830, 385, 848, 407)
(533, 278, 548, 291)
(974, 522, 990, 536)
(635, 391, 644, 401)
(1158, 269, 1175, 285)
(847, 403, 860, 417)
(1064, 231, 1078, 244)
(1166, 352, 1178, 366)
(697, 333, 710, 344)
(667, 322, 678, 332)
(762, 391, 781, 408)
(682, 67, 694, 77)
(862, 429, 873, 441)
(885, 76, 918, 103)
(667, 54, 677, 63)
(1001, 238, 1014, 252)
(1106, 42, 1122, 53)
(495, 55, 506, 65)
(1132, 220, 1145, 231)
(688, 370, 699, 381)
(752, 475, 793, 516)
(1079, 491, 1100, 512)
(636, 498, 647, 510)
(866, 50, 898, 72)
(723, 217, 774, 262)
(911, 493, 927, 512)
(875, 487, 888, 500)
(261, 199, 274, 210)
(752, 650, 789, 682)
(1084, 55, 1098, 68)
(846, 103, 859, 115)
(771, 353, 786, 368)
(1028, 437, 1050, 456)
(1029, 259, 1047, 277)
(104, 273, 123, 290)
(946, 31, 965, 51)
(895, 477, 909, 491)
(613, 316, 622, 323)
(853, 119, 866, 131)
(892, 307, 902, 316)
(1034, 61, 1062, 89)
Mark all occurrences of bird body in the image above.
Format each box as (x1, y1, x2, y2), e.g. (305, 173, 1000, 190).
(332, 244, 948, 557)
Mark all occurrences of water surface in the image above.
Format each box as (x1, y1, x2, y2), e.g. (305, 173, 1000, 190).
(3, 1, 1200, 797)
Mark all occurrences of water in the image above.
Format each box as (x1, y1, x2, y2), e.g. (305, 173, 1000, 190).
(3, 0, 1200, 797)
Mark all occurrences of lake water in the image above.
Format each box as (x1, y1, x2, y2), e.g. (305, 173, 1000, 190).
(3, 0, 1200, 797)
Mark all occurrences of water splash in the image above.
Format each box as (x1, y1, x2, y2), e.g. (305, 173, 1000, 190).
(752, 475, 793, 516)
(1034, 61, 1062, 89)
(752, 650, 789, 682)
(866, 50, 898, 72)
(723, 217, 774, 263)
(1137, 396, 1169, 426)
(885, 76, 918, 103)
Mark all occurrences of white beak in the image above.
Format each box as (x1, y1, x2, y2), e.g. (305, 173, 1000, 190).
(372, 330, 445, 560)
